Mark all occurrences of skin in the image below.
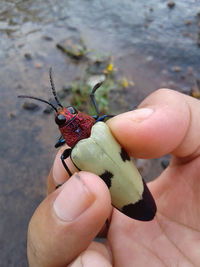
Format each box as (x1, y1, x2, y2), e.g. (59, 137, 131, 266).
(27, 89, 200, 267)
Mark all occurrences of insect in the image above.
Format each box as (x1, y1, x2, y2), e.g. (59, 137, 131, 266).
(19, 68, 157, 221)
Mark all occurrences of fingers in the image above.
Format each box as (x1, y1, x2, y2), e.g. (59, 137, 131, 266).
(47, 145, 112, 237)
(28, 172, 111, 267)
(69, 242, 112, 267)
(107, 89, 200, 161)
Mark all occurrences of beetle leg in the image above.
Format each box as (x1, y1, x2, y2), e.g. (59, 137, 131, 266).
(90, 82, 103, 118)
(61, 148, 73, 177)
(55, 135, 66, 148)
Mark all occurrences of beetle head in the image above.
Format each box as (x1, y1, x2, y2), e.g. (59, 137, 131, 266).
(55, 106, 78, 127)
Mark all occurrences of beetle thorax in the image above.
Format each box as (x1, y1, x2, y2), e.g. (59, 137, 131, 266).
(59, 111, 95, 147)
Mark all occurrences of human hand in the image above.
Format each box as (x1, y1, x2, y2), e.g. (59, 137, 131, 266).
(27, 89, 200, 266)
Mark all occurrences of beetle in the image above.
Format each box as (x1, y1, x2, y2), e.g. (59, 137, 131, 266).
(19, 68, 157, 221)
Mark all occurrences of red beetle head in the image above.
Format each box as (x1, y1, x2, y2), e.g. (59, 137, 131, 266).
(55, 106, 78, 127)
(55, 107, 95, 147)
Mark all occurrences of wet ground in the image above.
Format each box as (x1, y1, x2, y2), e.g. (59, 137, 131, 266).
(1, 0, 200, 266)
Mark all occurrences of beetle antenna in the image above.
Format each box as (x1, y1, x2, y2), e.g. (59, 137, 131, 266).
(49, 67, 63, 108)
(18, 95, 58, 112)
(90, 82, 103, 117)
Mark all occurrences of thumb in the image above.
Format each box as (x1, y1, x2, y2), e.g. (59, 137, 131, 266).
(27, 172, 111, 267)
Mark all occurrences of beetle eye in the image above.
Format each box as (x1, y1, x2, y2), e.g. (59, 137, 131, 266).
(55, 114, 66, 126)
(67, 106, 77, 114)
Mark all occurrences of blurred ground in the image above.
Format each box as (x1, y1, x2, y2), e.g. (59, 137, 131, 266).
(0, 1, 200, 266)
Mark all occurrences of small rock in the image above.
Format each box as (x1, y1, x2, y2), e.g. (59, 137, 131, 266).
(172, 66, 181, 72)
(190, 80, 200, 99)
(34, 62, 43, 69)
(56, 36, 87, 60)
(167, 1, 175, 8)
(185, 20, 191, 26)
(190, 87, 200, 99)
(18, 43, 24, 48)
(146, 56, 153, 62)
(87, 75, 106, 88)
(42, 35, 53, 41)
(16, 84, 23, 89)
(8, 112, 16, 119)
(43, 106, 53, 114)
(22, 102, 38, 110)
(24, 53, 32, 60)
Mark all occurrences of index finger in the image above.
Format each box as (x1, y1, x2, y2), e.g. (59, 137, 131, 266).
(107, 89, 200, 162)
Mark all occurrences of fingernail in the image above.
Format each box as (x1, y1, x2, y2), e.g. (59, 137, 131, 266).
(125, 108, 154, 122)
(53, 150, 71, 185)
(52, 156, 65, 184)
(53, 173, 95, 221)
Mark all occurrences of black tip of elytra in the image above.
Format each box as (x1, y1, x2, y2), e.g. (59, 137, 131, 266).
(122, 180, 157, 221)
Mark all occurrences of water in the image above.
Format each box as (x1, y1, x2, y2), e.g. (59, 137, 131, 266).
(0, 0, 200, 265)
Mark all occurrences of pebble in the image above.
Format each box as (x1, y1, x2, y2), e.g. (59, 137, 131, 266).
(185, 20, 191, 26)
(24, 53, 32, 60)
(190, 87, 200, 99)
(167, 1, 175, 8)
(34, 62, 43, 69)
(22, 102, 38, 110)
(42, 35, 53, 41)
(8, 112, 16, 119)
(172, 66, 181, 72)
(16, 84, 23, 89)
(43, 106, 53, 114)
(87, 75, 106, 88)
(146, 56, 154, 62)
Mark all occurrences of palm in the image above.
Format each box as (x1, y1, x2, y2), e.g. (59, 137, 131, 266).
(106, 158, 200, 266)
